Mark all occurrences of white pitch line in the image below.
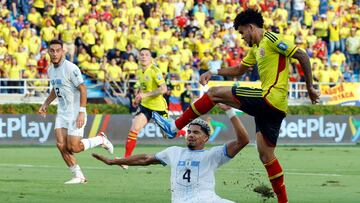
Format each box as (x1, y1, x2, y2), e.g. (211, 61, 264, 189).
(0, 163, 112, 170)
(285, 172, 341, 177)
(0, 163, 350, 177)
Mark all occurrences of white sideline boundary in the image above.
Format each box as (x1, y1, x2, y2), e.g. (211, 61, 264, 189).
(0, 163, 350, 177)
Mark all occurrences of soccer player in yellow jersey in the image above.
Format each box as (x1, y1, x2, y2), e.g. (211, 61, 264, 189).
(153, 9, 319, 203)
(122, 48, 168, 163)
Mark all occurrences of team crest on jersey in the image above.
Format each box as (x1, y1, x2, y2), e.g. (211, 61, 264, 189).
(157, 73, 162, 80)
(277, 42, 288, 51)
(144, 75, 149, 81)
(51, 79, 62, 85)
(259, 48, 265, 57)
(73, 70, 79, 77)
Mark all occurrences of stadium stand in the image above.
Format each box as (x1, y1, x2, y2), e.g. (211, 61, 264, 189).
(0, 0, 359, 108)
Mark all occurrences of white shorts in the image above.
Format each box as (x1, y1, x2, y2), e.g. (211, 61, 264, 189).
(174, 195, 235, 203)
(54, 114, 87, 137)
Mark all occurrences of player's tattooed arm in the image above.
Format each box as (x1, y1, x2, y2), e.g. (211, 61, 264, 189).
(225, 114, 250, 157)
(292, 49, 313, 89)
(217, 104, 249, 158)
(141, 83, 167, 98)
(292, 49, 320, 104)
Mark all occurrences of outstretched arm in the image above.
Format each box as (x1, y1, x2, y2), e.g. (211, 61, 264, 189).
(217, 104, 249, 158)
(92, 153, 161, 166)
(200, 63, 250, 86)
(292, 49, 320, 104)
(218, 63, 250, 76)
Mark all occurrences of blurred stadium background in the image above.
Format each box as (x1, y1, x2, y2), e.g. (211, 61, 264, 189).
(0, 0, 359, 202)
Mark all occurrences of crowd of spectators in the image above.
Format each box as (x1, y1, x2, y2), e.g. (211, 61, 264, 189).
(0, 0, 359, 102)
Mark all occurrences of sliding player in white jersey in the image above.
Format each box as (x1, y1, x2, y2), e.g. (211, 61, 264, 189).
(92, 104, 249, 202)
(39, 40, 114, 184)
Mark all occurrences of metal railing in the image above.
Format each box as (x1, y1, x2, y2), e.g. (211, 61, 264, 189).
(103, 78, 127, 105)
(0, 78, 345, 104)
(0, 78, 50, 95)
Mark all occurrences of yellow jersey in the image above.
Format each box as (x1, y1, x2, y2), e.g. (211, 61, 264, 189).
(107, 65, 122, 82)
(179, 49, 193, 65)
(330, 53, 346, 67)
(33, 0, 45, 8)
(145, 17, 160, 31)
(0, 46, 8, 58)
(28, 12, 42, 26)
(329, 68, 342, 83)
(171, 81, 184, 97)
(83, 32, 96, 45)
(91, 44, 105, 59)
(14, 52, 28, 67)
(40, 26, 56, 42)
(101, 29, 116, 50)
(77, 53, 91, 68)
(9, 65, 23, 79)
(61, 29, 76, 43)
(213, 4, 225, 21)
(123, 61, 138, 77)
(23, 68, 38, 79)
(7, 36, 20, 55)
(329, 25, 340, 42)
(318, 69, 331, 83)
(137, 64, 167, 111)
(241, 31, 298, 113)
(156, 59, 169, 74)
(86, 62, 100, 75)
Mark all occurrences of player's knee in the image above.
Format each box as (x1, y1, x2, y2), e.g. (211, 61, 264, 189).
(67, 143, 82, 153)
(207, 87, 221, 103)
(258, 152, 274, 164)
(56, 142, 67, 152)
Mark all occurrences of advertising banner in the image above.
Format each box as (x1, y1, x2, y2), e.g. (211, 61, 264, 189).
(0, 114, 359, 145)
(320, 83, 360, 106)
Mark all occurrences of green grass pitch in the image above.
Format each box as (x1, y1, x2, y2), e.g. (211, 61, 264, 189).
(0, 145, 359, 203)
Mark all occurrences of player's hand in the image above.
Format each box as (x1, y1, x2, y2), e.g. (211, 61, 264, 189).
(76, 112, 85, 128)
(38, 104, 48, 118)
(307, 86, 320, 104)
(92, 153, 111, 165)
(134, 93, 142, 105)
(217, 103, 232, 111)
(200, 71, 212, 86)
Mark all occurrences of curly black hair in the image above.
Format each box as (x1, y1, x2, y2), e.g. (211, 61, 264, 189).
(189, 119, 211, 137)
(233, 9, 264, 29)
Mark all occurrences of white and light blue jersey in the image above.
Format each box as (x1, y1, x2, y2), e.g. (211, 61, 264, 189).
(47, 59, 84, 118)
(155, 145, 233, 203)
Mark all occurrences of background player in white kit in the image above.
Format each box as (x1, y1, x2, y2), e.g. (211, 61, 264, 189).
(38, 40, 114, 184)
(92, 104, 249, 203)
